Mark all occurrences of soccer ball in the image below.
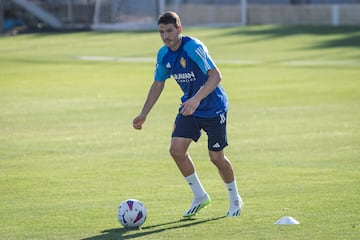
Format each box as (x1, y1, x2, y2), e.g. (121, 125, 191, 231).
(117, 199, 147, 228)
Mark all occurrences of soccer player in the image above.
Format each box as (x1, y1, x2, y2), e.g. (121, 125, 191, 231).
(133, 11, 243, 218)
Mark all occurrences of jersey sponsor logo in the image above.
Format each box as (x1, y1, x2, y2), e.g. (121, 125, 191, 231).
(173, 71, 197, 83)
(180, 57, 186, 68)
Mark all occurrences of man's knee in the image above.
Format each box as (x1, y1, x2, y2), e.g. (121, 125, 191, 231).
(169, 144, 182, 158)
(170, 137, 191, 159)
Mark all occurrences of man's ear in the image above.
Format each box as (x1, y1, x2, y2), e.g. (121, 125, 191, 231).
(178, 25, 183, 34)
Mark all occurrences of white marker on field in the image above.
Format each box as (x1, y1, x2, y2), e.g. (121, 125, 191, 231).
(274, 216, 300, 225)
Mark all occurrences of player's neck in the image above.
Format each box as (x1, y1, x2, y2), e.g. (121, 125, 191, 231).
(170, 35, 182, 52)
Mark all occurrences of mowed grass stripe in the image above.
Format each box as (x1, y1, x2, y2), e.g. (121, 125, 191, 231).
(77, 55, 360, 66)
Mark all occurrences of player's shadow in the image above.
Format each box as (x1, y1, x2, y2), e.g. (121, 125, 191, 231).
(81, 216, 226, 240)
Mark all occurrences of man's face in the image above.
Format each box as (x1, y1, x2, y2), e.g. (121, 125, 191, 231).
(158, 23, 182, 51)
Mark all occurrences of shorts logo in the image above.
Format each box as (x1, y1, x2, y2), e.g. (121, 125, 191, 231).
(212, 143, 221, 148)
(220, 113, 226, 124)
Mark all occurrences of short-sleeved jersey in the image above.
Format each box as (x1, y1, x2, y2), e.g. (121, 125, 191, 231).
(154, 36, 228, 118)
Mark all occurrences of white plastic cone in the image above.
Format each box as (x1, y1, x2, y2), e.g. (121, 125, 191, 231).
(274, 216, 300, 225)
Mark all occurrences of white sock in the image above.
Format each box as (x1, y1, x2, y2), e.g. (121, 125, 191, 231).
(226, 180, 242, 206)
(185, 172, 207, 201)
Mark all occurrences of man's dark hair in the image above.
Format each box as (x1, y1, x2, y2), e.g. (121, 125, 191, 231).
(157, 11, 181, 28)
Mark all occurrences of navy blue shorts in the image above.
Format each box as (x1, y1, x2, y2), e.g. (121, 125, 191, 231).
(172, 113, 228, 151)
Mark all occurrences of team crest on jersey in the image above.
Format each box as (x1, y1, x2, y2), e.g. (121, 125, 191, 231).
(180, 57, 186, 68)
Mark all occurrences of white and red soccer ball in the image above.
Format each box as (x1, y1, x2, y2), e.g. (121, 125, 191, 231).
(117, 199, 147, 228)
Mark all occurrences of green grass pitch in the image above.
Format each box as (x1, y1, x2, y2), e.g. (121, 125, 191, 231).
(0, 26, 359, 239)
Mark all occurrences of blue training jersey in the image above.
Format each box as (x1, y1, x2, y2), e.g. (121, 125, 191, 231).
(154, 36, 228, 118)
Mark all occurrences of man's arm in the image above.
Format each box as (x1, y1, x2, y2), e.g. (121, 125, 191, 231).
(133, 80, 165, 130)
(180, 68, 222, 116)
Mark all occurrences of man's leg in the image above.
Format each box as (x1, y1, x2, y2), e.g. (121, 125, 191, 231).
(170, 137, 211, 217)
(209, 150, 243, 217)
(170, 137, 194, 177)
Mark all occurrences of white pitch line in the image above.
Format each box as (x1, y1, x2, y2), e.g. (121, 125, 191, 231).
(217, 59, 261, 65)
(77, 56, 154, 62)
(284, 60, 360, 67)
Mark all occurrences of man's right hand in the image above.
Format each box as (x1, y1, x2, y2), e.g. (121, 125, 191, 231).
(132, 114, 146, 130)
